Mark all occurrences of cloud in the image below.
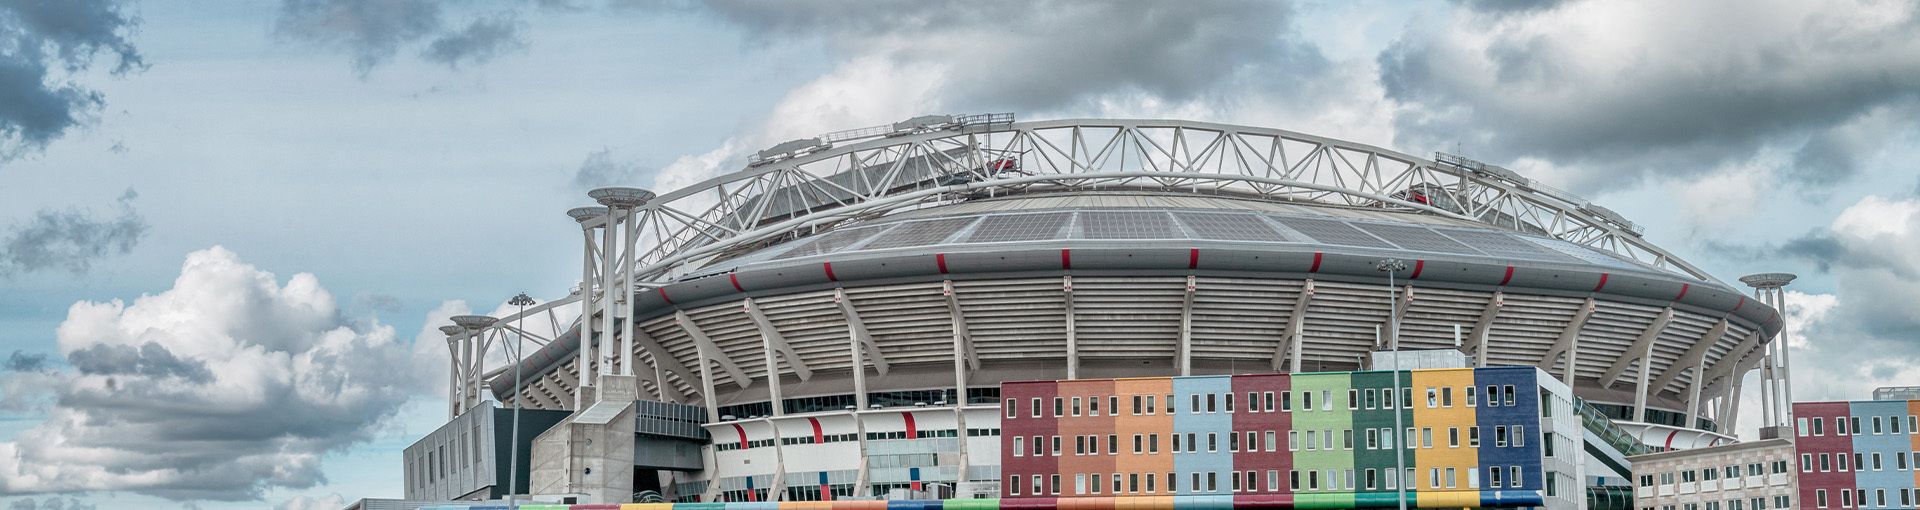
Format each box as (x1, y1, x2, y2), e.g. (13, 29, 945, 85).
(0, 0, 144, 161)
(4, 498, 96, 510)
(2, 351, 51, 373)
(690, 0, 1329, 114)
(421, 12, 527, 69)
(0, 189, 147, 277)
(572, 148, 651, 190)
(274, 493, 344, 510)
(274, 0, 448, 75)
(0, 247, 433, 500)
(1378, 0, 1920, 192)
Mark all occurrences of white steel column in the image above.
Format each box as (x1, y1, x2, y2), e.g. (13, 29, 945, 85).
(598, 207, 618, 380)
(568, 207, 605, 409)
(1179, 276, 1195, 377)
(1774, 288, 1795, 423)
(1064, 276, 1077, 380)
(1633, 336, 1655, 423)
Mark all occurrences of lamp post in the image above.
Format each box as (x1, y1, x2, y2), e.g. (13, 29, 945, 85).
(1375, 258, 1408, 510)
(506, 293, 535, 510)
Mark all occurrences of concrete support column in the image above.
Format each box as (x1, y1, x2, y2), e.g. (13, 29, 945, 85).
(1685, 363, 1705, 430)
(1064, 276, 1077, 380)
(599, 207, 619, 381)
(1633, 338, 1654, 423)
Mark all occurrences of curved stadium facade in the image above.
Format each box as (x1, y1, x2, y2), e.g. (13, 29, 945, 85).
(407, 116, 1789, 505)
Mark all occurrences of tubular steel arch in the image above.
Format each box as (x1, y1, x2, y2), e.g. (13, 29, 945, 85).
(621, 118, 1717, 286)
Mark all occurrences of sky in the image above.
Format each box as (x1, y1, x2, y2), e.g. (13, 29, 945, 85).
(0, 0, 1917, 508)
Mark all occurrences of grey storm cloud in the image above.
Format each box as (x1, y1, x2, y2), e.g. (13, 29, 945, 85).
(5, 498, 96, 510)
(0, 247, 431, 501)
(572, 148, 651, 190)
(66, 342, 214, 384)
(0, 189, 147, 277)
(1377, 0, 1920, 192)
(2, 351, 51, 373)
(422, 12, 527, 69)
(0, 0, 144, 162)
(687, 0, 1329, 112)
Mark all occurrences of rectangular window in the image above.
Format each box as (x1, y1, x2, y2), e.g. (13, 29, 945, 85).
(1110, 396, 1118, 416)
(1343, 429, 1354, 450)
(1856, 453, 1865, 471)
(1302, 390, 1313, 411)
(1052, 474, 1061, 495)
(1265, 391, 1276, 411)
(1901, 451, 1909, 470)
(1092, 473, 1102, 494)
(1386, 467, 1398, 489)
(1265, 430, 1277, 451)
(1076, 474, 1087, 495)
(1403, 387, 1413, 408)
(1114, 473, 1122, 494)
(1874, 452, 1884, 471)
(1514, 425, 1525, 447)
(1089, 396, 1099, 416)
(1443, 386, 1454, 407)
(1469, 426, 1481, 447)
(1820, 453, 1831, 471)
(1172, 433, 1181, 453)
(1187, 432, 1197, 453)
(1146, 473, 1156, 494)
(1290, 470, 1300, 491)
(1349, 389, 1360, 410)
(1366, 468, 1378, 490)
(1486, 385, 1499, 406)
(1208, 471, 1219, 492)
(1226, 393, 1235, 413)
(1013, 436, 1024, 456)
(1231, 471, 1242, 492)
(1910, 415, 1917, 433)
(1503, 385, 1516, 406)
(1167, 394, 1175, 414)
(1248, 392, 1260, 412)
(1033, 475, 1043, 495)
(1305, 430, 1317, 451)
(1496, 425, 1508, 447)
(1133, 395, 1143, 415)
(1076, 435, 1086, 455)
(1054, 397, 1063, 417)
(1448, 427, 1460, 447)
(1321, 390, 1331, 410)
(1510, 466, 1521, 487)
(1010, 476, 1021, 496)
(1006, 399, 1017, 418)
(1246, 431, 1257, 451)
(1894, 415, 1902, 434)
(1875, 416, 1885, 434)
(1289, 430, 1299, 451)
(1210, 432, 1220, 452)
(1109, 434, 1118, 455)
(1150, 433, 1159, 454)
(1366, 388, 1378, 409)
(1308, 470, 1319, 490)
(1489, 466, 1502, 488)
(1422, 427, 1434, 448)
(1818, 489, 1829, 508)
(1842, 489, 1853, 508)
(1427, 387, 1438, 408)
(1129, 473, 1139, 494)
(1206, 393, 1218, 413)
(1052, 435, 1062, 456)
(1853, 416, 1863, 434)
(1429, 467, 1440, 488)
(1381, 427, 1394, 449)
(1280, 391, 1291, 411)
(1072, 397, 1082, 416)
(1134, 434, 1144, 454)
(1192, 394, 1203, 414)
(1466, 385, 1477, 406)
(1147, 395, 1158, 415)
(1268, 470, 1279, 493)
(1168, 472, 1177, 493)
(1877, 489, 1887, 507)
(1445, 467, 1457, 488)
(1545, 472, 1557, 497)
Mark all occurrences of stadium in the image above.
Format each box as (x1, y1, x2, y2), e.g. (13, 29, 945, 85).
(404, 115, 1793, 506)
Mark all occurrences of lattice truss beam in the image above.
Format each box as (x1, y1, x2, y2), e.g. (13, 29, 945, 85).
(619, 119, 1717, 284)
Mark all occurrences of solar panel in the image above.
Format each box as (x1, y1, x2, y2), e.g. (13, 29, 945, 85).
(1270, 216, 1395, 249)
(967, 212, 1074, 243)
(1434, 228, 1582, 263)
(772, 226, 889, 260)
(1079, 211, 1181, 239)
(1523, 237, 1650, 271)
(1352, 223, 1484, 255)
(1175, 212, 1291, 242)
(861, 217, 978, 250)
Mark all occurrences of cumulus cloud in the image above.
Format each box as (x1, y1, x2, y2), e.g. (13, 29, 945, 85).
(0, 189, 147, 277)
(1378, 0, 1920, 192)
(421, 12, 527, 69)
(274, 493, 344, 510)
(0, 247, 432, 500)
(2, 351, 51, 373)
(4, 498, 97, 510)
(0, 0, 144, 161)
(275, 0, 447, 74)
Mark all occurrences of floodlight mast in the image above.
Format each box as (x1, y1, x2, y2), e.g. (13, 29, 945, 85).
(505, 292, 535, 510)
(1740, 273, 1798, 430)
(569, 206, 608, 409)
(587, 187, 655, 406)
(450, 315, 498, 417)
(1375, 258, 1408, 510)
(440, 325, 465, 420)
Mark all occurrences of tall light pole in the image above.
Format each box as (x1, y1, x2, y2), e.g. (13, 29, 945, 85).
(441, 325, 466, 420)
(506, 293, 536, 510)
(1376, 258, 1408, 510)
(1740, 273, 1797, 429)
(451, 315, 499, 415)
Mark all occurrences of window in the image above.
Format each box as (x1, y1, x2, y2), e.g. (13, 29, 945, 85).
(1343, 429, 1354, 450)
(1386, 468, 1398, 490)
(1208, 471, 1219, 492)
(1308, 470, 1319, 490)
(1305, 430, 1317, 451)
(1510, 466, 1521, 487)
(1076, 474, 1087, 495)
(1853, 416, 1863, 435)
(1302, 390, 1313, 411)
(1422, 427, 1434, 448)
(1168, 472, 1176, 493)
(1445, 467, 1457, 488)
(1429, 467, 1440, 488)
(1072, 397, 1082, 416)
(1448, 427, 1460, 448)
(1469, 426, 1480, 447)
(1323, 390, 1333, 410)
(1167, 394, 1175, 414)
(1076, 435, 1086, 455)
(1495, 425, 1508, 447)
(1134, 434, 1144, 454)
(1231, 471, 1242, 492)
(1192, 394, 1202, 414)
(1248, 392, 1259, 412)
(1006, 399, 1017, 418)
(1290, 470, 1300, 491)
(1545, 472, 1556, 497)
(1149, 433, 1159, 454)
(1226, 393, 1235, 413)
(1173, 433, 1181, 453)
(1349, 389, 1359, 410)
(1265, 431, 1277, 452)
(1799, 417, 1809, 436)
(1265, 391, 1275, 411)
(1427, 387, 1438, 408)
(1381, 427, 1393, 449)
(1503, 385, 1517, 406)
(1874, 452, 1884, 471)
(1466, 385, 1477, 406)
(1442, 386, 1454, 407)
(1033, 475, 1043, 495)
(1091, 473, 1102, 494)
(1268, 470, 1279, 493)
(1013, 436, 1024, 456)
(1010, 476, 1021, 496)
(1052, 436, 1062, 456)
(1133, 395, 1143, 415)
(1894, 415, 1903, 434)
(1366, 469, 1378, 490)
(1187, 432, 1197, 453)
(1109, 434, 1118, 455)
(1146, 473, 1156, 493)
(1817, 489, 1829, 508)
(1485, 385, 1499, 407)
(1280, 391, 1291, 411)
(1208, 393, 1219, 413)
(1129, 473, 1140, 493)
(1877, 489, 1887, 507)
(1514, 425, 1524, 447)
(1289, 430, 1299, 451)
(1820, 453, 1832, 472)
(1110, 396, 1118, 415)
(1366, 428, 1379, 449)
(1901, 452, 1909, 470)
(1842, 489, 1852, 508)
(1489, 466, 1503, 488)
(1113, 473, 1122, 494)
(1051, 474, 1061, 495)
(1208, 432, 1219, 452)
(1053, 397, 1063, 417)
(1544, 432, 1555, 457)
(1402, 387, 1413, 408)
(1246, 431, 1257, 451)
(1366, 388, 1378, 409)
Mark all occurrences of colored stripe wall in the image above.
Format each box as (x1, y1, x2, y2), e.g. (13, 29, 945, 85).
(416, 493, 1548, 510)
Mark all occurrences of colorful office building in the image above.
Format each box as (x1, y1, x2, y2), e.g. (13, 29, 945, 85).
(1792, 399, 1920, 510)
(999, 366, 1587, 509)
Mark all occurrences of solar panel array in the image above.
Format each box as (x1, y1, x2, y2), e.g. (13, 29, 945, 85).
(1079, 211, 1181, 239)
(967, 212, 1073, 243)
(1174, 212, 1292, 242)
(1269, 217, 1397, 249)
(724, 208, 1657, 274)
(773, 226, 888, 260)
(861, 217, 978, 250)
(1353, 222, 1484, 256)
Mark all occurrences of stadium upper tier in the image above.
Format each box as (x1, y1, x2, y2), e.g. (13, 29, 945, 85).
(482, 117, 1779, 433)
